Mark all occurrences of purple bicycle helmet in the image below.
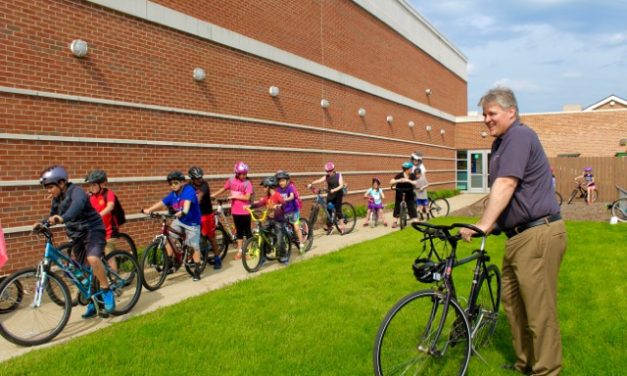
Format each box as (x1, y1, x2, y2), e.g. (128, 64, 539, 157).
(324, 162, 335, 172)
(40, 165, 69, 186)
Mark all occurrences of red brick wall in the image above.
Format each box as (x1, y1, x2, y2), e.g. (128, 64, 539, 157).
(0, 0, 460, 274)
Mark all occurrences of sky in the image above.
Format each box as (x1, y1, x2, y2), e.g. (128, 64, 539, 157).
(408, 0, 627, 114)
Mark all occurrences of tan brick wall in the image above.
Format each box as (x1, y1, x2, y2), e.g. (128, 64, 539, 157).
(455, 110, 627, 157)
(0, 0, 461, 274)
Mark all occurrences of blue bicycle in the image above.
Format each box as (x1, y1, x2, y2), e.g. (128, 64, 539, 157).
(0, 223, 142, 346)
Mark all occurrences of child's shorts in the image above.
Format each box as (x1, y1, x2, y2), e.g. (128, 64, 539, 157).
(171, 219, 201, 250)
(284, 211, 301, 225)
(368, 202, 384, 210)
(415, 199, 429, 207)
(201, 213, 216, 238)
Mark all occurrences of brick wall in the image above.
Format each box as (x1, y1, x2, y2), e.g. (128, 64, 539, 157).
(0, 0, 460, 274)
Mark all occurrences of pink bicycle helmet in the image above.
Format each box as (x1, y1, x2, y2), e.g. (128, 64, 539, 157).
(234, 161, 249, 174)
(324, 162, 335, 172)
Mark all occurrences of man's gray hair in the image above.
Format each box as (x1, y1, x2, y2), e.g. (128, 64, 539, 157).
(478, 87, 519, 118)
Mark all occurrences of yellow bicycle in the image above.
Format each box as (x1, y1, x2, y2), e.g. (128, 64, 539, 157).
(241, 207, 291, 272)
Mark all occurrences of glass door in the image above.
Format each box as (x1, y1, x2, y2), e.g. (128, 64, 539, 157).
(468, 150, 490, 193)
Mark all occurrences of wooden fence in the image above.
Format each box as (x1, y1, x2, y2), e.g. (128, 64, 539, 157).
(550, 157, 627, 202)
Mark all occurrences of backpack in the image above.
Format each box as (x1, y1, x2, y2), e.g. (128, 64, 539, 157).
(289, 182, 303, 210)
(102, 188, 126, 229)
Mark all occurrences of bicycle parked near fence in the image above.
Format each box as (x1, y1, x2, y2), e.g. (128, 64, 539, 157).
(0, 223, 142, 346)
(567, 178, 597, 205)
(609, 185, 627, 222)
(373, 222, 501, 376)
(307, 187, 357, 236)
(140, 212, 208, 291)
(241, 207, 291, 272)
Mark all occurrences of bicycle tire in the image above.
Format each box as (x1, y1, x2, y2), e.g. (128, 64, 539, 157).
(0, 268, 71, 346)
(470, 265, 501, 349)
(555, 192, 563, 206)
(140, 240, 168, 291)
(104, 250, 142, 315)
(373, 290, 471, 376)
(298, 218, 314, 253)
(588, 190, 598, 203)
(611, 198, 627, 222)
(429, 198, 450, 218)
(567, 189, 578, 204)
(184, 245, 208, 276)
(399, 203, 408, 230)
(111, 232, 138, 260)
(242, 236, 264, 273)
(0, 276, 22, 313)
(336, 202, 357, 235)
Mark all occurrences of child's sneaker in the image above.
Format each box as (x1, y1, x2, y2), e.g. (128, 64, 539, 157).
(82, 302, 97, 319)
(299, 244, 306, 255)
(103, 289, 115, 313)
(193, 268, 201, 281)
(213, 255, 222, 270)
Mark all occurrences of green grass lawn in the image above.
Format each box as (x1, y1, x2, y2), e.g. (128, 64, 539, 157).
(1, 218, 625, 375)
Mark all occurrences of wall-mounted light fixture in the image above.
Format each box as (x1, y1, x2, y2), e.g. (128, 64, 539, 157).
(321, 99, 330, 109)
(620, 138, 627, 146)
(480, 131, 488, 138)
(386, 115, 394, 124)
(193, 68, 206, 81)
(610, 100, 616, 107)
(358, 108, 366, 117)
(408, 121, 415, 128)
(440, 129, 446, 135)
(425, 125, 433, 132)
(70, 39, 89, 58)
(425, 88, 432, 96)
(269, 86, 280, 97)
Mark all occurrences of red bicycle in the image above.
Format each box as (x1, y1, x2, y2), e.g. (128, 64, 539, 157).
(139, 212, 207, 291)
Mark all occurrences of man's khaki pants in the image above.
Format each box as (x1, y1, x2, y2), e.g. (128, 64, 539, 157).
(502, 220, 567, 376)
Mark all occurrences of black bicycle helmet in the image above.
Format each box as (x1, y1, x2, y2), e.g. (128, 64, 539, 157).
(188, 166, 204, 179)
(260, 176, 278, 188)
(85, 169, 107, 184)
(412, 258, 445, 283)
(167, 171, 186, 182)
(40, 165, 69, 186)
(275, 170, 290, 180)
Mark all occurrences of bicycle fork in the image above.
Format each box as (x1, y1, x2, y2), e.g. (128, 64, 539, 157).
(33, 262, 49, 308)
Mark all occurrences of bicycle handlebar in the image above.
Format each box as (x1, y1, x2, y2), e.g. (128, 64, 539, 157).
(141, 209, 175, 220)
(244, 206, 269, 222)
(411, 222, 487, 240)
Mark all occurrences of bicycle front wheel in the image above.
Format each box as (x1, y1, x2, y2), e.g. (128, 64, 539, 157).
(399, 203, 408, 230)
(242, 236, 264, 273)
(429, 198, 450, 218)
(611, 198, 627, 222)
(0, 268, 71, 346)
(105, 250, 142, 315)
(567, 189, 578, 204)
(471, 265, 501, 349)
(298, 218, 314, 253)
(373, 290, 471, 376)
(337, 202, 357, 234)
(140, 241, 168, 291)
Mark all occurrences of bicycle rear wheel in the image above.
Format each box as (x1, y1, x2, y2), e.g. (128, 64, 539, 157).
(242, 236, 264, 273)
(0, 268, 71, 346)
(140, 241, 168, 291)
(298, 218, 314, 253)
(429, 198, 450, 218)
(611, 198, 627, 222)
(399, 203, 408, 230)
(470, 265, 501, 349)
(567, 189, 578, 204)
(104, 250, 142, 315)
(373, 290, 471, 376)
(588, 190, 598, 203)
(111, 233, 138, 260)
(206, 225, 229, 265)
(337, 202, 357, 234)
(184, 245, 208, 276)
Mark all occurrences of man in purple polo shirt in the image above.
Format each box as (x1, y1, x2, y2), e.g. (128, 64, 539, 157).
(460, 87, 567, 376)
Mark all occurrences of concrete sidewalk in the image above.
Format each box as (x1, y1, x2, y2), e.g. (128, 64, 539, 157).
(0, 193, 486, 362)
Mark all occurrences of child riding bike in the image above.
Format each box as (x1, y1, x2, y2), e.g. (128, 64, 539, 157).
(363, 177, 388, 227)
(35, 165, 115, 318)
(141, 171, 204, 281)
(249, 176, 288, 264)
(307, 162, 347, 234)
(390, 162, 418, 228)
(275, 170, 307, 254)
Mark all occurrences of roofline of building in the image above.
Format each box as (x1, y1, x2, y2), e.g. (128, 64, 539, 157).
(582, 94, 627, 111)
(456, 107, 627, 123)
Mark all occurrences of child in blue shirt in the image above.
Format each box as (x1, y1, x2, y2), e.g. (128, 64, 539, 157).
(142, 171, 204, 281)
(363, 178, 388, 227)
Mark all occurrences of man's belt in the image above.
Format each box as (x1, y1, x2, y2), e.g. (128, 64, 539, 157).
(504, 214, 562, 239)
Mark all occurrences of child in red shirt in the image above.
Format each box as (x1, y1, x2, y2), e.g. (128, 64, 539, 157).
(250, 176, 288, 264)
(85, 170, 119, 268)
